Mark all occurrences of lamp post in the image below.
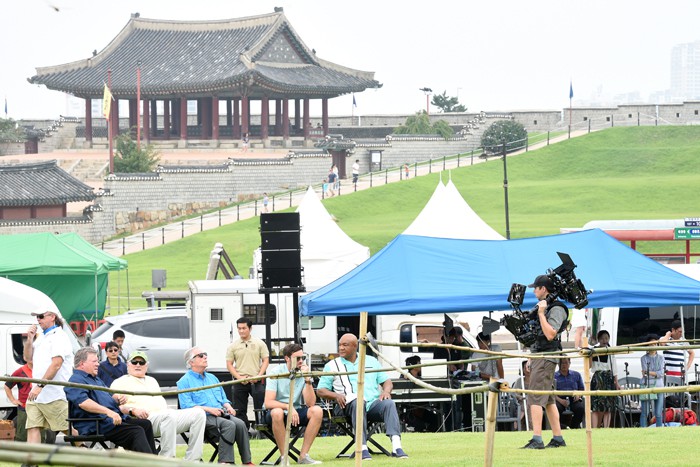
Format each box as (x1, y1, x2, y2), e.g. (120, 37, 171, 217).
(419, 87, 432, 115)
(501, 140, 511, 240)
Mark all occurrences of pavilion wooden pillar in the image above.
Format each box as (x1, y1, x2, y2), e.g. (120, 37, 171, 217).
(143, 98, 150, 142)
(150, 100, 158, 138)
(282, 98, 289, 141)
(163, 99, 171, 139)
(233, 98, 241, 139)
(201, 97, 211, 139)
(241, 96, 249, 137)
(171, 98, 180, 138)
(294, 99, 301, 134)
(322, 98, 329, 135)
(110, 97, 119, 140)
(84, 99, 92, 145)
(212, 96, 220, 141)
(226, 99, 233, 130)
(303, 98, 310, 140)
(275, 99, 282, 136)
(261, 96, 269, 140)
(179, 97, 188, 141)
(128, 98, 137, 138)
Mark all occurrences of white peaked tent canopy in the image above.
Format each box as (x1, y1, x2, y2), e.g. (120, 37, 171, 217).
(403, 178, 505, 240)
(254, 186, 370, 288)
(0, 276, 61, 320)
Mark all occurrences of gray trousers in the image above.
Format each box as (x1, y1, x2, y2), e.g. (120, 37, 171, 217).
(336, 398, 401, 443)
(206, 414, 251, 464)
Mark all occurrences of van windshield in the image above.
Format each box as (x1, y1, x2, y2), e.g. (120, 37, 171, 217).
(615, 305, 700, 345)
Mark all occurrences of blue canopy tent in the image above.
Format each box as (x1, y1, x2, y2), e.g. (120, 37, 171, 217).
(300, 229, 700, 316)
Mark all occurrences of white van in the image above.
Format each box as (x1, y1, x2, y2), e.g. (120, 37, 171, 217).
(1, 278, 82, 419)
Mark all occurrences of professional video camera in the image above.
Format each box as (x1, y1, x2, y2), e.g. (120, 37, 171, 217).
(501, 252, 590, 347)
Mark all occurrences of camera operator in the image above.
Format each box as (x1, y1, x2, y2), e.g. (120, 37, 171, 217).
(522, 275, 568, 450)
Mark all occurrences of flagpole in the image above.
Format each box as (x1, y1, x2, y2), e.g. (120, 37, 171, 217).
(108, 69, 114, 174)
(568, 81, 573, 139)
(136, 61, 141, 151)
(351, 94, 355, 125)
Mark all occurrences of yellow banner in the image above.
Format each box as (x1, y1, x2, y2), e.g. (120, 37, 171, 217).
(102, 84, 112, 120)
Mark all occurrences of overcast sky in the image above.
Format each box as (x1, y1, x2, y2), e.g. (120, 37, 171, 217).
(3, 0, 700, 119)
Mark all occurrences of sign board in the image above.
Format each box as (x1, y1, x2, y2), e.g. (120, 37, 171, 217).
(685, 218, 700, 227)
(674, 227, 700, 240)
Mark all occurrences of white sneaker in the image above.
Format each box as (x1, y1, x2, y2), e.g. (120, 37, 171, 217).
(298, 453, 322, 464)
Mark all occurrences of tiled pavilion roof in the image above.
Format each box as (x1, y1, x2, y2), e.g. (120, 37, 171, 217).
(0, 161, 96, 206)
(29, 9, 381, 100)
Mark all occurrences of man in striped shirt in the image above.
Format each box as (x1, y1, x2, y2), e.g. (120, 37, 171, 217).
(660, 320, 695, 380)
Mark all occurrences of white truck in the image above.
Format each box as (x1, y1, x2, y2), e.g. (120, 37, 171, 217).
(1, 278, 82, 419)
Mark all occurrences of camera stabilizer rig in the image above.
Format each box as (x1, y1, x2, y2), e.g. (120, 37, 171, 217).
(501, 252, 591, 347)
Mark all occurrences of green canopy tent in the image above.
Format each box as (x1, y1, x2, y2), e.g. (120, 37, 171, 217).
(0, 233, 125, 322)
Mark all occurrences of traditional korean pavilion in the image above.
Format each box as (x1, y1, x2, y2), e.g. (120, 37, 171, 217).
(29, 8, 381, 147)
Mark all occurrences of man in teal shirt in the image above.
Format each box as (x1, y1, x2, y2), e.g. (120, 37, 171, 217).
(264, 343, 323, 465)
(317, 333, 408, 461)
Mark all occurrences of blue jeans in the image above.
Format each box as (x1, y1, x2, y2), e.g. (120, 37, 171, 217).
(640, 395, 664, 427)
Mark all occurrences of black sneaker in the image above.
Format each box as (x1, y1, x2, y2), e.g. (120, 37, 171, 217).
(521, 439, 545, 450)
(546, 439, 567, 448)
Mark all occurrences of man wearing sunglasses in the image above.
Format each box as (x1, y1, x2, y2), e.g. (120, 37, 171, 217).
(23, 309, 74, 447)
(178, 347, 254, 466)
(97, 341, 127, 387)
(110, 351, 206, 461)
(264, 343, 323, 464)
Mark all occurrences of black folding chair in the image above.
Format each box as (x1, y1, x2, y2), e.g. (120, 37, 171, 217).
(254, 409, 303, 465)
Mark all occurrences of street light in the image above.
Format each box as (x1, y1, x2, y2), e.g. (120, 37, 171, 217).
(419, 87, 432, 115)
(501, 139, 511, 240)
(136, 60, 142, 150)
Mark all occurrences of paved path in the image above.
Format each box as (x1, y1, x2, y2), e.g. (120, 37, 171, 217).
(87, 130, 587, 256)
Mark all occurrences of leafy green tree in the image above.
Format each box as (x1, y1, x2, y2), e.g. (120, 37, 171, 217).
(480, 120, 527, 154)
(431, 91, 467, 113)
(114, 133, 160, 172)
(394, 111, 454, 139)
(0, 118, 26, 155)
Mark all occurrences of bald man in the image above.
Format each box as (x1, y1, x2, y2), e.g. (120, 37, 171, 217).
(317, 334, 408, 461)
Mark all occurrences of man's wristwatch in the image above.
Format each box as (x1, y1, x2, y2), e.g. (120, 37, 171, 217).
(37, 384, 46, 388)
(305, 379, 312, 384)
(128, 408, 133, 416)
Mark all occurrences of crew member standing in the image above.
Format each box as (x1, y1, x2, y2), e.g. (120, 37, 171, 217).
(226, 317, 269, 428)
(522, 275, 568, 450)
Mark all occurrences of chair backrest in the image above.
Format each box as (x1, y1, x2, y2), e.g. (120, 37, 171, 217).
(619, 376, 641, 387)
(498, 393, 518, 418)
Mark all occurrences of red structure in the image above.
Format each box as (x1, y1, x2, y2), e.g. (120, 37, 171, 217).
(29, 9, 381, 148)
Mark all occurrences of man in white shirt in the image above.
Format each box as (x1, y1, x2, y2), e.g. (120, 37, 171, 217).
(352, 159, 360, 185)
(111, 351, 206, 461)
(23, 309, 74, 445)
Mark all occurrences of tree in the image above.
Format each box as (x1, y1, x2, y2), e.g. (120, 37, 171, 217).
(0, 118, 26, 155)
(431, 91, 467, 113)
(480, 120, 528, 155)
(394, 111, 454, 139)
(114, 133, 160, 172)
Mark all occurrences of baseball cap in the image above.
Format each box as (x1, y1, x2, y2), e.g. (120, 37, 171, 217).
(528, 274, 554, 290)
(129, 350, 149, 363)
(30, 309, 62, 318)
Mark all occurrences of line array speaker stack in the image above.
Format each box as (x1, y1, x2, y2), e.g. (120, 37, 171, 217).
(259, 212, 304, 291)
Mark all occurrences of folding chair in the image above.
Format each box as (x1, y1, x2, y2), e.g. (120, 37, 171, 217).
(254, 409, 303, 465)
(178, 399, 219, 462)
(64, 402, 112, 450)
(327, 406, 391, 459)
(496, 392, 520, 431)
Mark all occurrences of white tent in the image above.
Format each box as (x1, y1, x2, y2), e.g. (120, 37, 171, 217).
(0, 276, 62, 321)
(403, 178, 505, 240)
(254, 186, 370, 289)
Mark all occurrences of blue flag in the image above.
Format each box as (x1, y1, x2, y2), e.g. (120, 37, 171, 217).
(569, 82, 574, 100)
(3, 97, 6, 116)
(352, 94, 357, 107)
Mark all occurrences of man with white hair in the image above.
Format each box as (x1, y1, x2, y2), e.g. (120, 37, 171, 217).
(111, 350, 206, 461)
(177, 347, 254, 466)
(23, 309, 73, 446)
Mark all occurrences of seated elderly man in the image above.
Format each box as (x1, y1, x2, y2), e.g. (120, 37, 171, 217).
(317, 333, 408, 461)
(264, 343, 323, 465)
(553, 358, 585, 429)
(111, 350, 206, 461)
(64, 347, 155, 454)
(177, 347, 254, 466)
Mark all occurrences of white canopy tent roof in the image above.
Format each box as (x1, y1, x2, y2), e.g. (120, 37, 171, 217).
(402, 178, 505, 240)
(254, 186, 370, 289)
(0, 276, 62, 322)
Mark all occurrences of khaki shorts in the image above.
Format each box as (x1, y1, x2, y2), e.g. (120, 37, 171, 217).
(26, 399, 69, 432)
(529, 359, 557, 407)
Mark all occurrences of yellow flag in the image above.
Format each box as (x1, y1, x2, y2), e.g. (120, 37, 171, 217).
(102, 84, 112, 120)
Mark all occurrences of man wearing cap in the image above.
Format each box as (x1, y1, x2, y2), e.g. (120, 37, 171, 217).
(23, 309, 74, 446)
(178, 347, 254, 466)
(111, 351, 206, 461)
(521, 275, 568, 450)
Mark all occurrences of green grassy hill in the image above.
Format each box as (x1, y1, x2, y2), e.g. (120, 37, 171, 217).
(108, 126, 700, 313)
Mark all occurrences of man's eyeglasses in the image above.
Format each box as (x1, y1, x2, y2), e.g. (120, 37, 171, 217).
(130, 360, 147, 366)
(106, 348, 119, 353)
(192, 352, 207, 359)
(35, 314, 45, 320)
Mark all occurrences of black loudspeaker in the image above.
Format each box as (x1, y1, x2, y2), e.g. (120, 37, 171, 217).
(260, 212, 300, 232)
(261, 231, 301, 250)
(260, 212, 303, 289)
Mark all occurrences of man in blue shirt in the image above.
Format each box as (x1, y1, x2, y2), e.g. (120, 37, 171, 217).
(177, 346, 253, 466)
(64, 347, 155, 454)
(317, 333, 408, 461)
(264, 343, 323, 464)
(554, 358, 585, 429)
